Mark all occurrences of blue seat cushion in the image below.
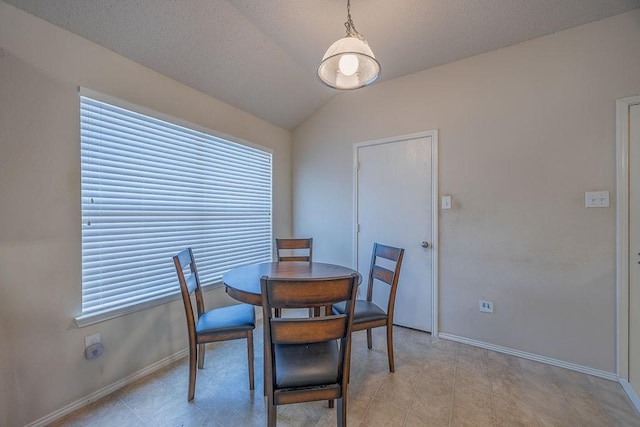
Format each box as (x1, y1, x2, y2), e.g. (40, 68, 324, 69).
(332, 300, 387, 324)
(196, 303, 255, 335)
(275, 341, 339, 388)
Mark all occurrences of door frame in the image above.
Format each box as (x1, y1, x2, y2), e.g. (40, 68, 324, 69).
(352, 130, 439, 335)
(616, 94, 640, 410)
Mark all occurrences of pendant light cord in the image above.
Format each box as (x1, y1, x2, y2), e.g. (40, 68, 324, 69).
(344, 0, 365, 41)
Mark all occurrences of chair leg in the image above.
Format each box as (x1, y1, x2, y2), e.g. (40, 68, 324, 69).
(386, 323, 395, 372)
(328, 399, 334, 408)
(337, 396, 346, 427)
(367, 328, 373, 349)
(188, 344, 197, 401)
(274, 308, 281, 318)
(267, 395, 277, 427)
(197, 343, 206, 369)
(247, 330, 255, 390)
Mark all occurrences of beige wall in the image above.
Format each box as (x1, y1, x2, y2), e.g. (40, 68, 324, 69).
(293, 10, 640, 374)
(0, 3, 291, 426)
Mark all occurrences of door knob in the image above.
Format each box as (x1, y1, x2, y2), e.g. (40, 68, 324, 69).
(421, 241, 429, 248)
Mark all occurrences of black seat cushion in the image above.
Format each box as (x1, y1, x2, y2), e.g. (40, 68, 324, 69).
(332, 300, 387, 324)
(275, 341, 339, 388)
(197, 303, 255, 335)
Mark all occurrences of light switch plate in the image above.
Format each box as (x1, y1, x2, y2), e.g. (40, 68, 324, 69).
(585, 191, 609, 208)
(441, 196, 452, 210)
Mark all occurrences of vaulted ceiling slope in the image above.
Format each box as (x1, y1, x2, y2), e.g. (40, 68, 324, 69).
(5, 0, 639, 130)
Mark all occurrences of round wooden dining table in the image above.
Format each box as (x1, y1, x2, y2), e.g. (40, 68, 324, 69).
(223, 261, 361, 306)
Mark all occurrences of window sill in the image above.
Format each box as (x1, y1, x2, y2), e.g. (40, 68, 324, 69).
(75, 281, 224, 328)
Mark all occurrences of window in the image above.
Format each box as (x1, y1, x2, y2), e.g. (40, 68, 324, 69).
(77, 93, 272, 326)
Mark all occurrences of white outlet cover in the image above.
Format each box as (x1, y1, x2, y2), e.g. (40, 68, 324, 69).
(585, 191, 609, 208)
(85, 332, 101, 348)
(479, 300, 494, 313)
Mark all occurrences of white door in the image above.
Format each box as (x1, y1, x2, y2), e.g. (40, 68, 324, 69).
(629, 103, 640, 395)
(356, 134, 435, 332)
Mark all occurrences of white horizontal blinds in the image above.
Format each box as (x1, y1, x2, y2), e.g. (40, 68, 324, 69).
(80, 96, 272, 317)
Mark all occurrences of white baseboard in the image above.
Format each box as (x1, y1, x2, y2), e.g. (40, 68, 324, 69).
(25, 348, 189, 427)
(438, 333, 618, 381)
(619, 379, 640, 415)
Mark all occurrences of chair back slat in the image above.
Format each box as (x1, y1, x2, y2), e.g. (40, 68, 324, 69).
(270, 316, 348, 344)
(185, 274, 198, 295)
(275, 238, 313, 262)
(372, 265, 394, 285)
(276, 238, 313, 250)
(175, 248, 193, 270)
(375, 244, 403, 261)
(264, 276, 355, 309)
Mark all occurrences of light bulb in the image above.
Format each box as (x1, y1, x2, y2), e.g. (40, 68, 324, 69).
(338, 54, 359, 76)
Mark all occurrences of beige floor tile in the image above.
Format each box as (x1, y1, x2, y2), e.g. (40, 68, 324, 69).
(373, 378, 417, 410)
(360, 397, 408, 427)
(404, 411, 450, 427)
(143, 399, 218, 427)
(450, 400, 495, 427)
(453, 386, 493, 415)
(410, 391, 453, 426)
(518, 358, 553, 377)
(487, 351, 521, 369)
(487, 357, 522, 377)
(344, 390, 375, 422)
(456, 353, 489, 374)
(115, 376, 183, 422)
(423, 361, 456, 385)
(490, 371, 529, 400)
(414, 372, 454, 397)
(526, 393, 579, 426)
(454, 366, 492, 395)
(274, 400, 327, 426)
(457, 344, 488, 361)
(493, 394, 540, 427)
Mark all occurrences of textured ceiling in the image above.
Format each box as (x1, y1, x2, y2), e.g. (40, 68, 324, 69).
(5, 0, 640, 130)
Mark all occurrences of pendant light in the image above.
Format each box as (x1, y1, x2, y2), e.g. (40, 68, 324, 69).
(317, 0, 380, 90)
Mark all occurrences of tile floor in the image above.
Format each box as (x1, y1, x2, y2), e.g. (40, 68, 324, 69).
(51, 321, 639, 426)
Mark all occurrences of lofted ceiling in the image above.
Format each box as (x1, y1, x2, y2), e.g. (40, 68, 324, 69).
(4, 0, 639, 130)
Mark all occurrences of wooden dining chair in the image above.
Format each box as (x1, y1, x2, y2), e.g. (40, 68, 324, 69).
(173, 248, 255, 401)
(332, 243, 404, 372)
(260, 273, 359, 427)
(274, 238, 315, 317)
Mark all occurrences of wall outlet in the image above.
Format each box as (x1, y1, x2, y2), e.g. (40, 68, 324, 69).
(479, 300, 494, 313)
(85, 332, 101, 348)
(585, 191, 609, 208)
